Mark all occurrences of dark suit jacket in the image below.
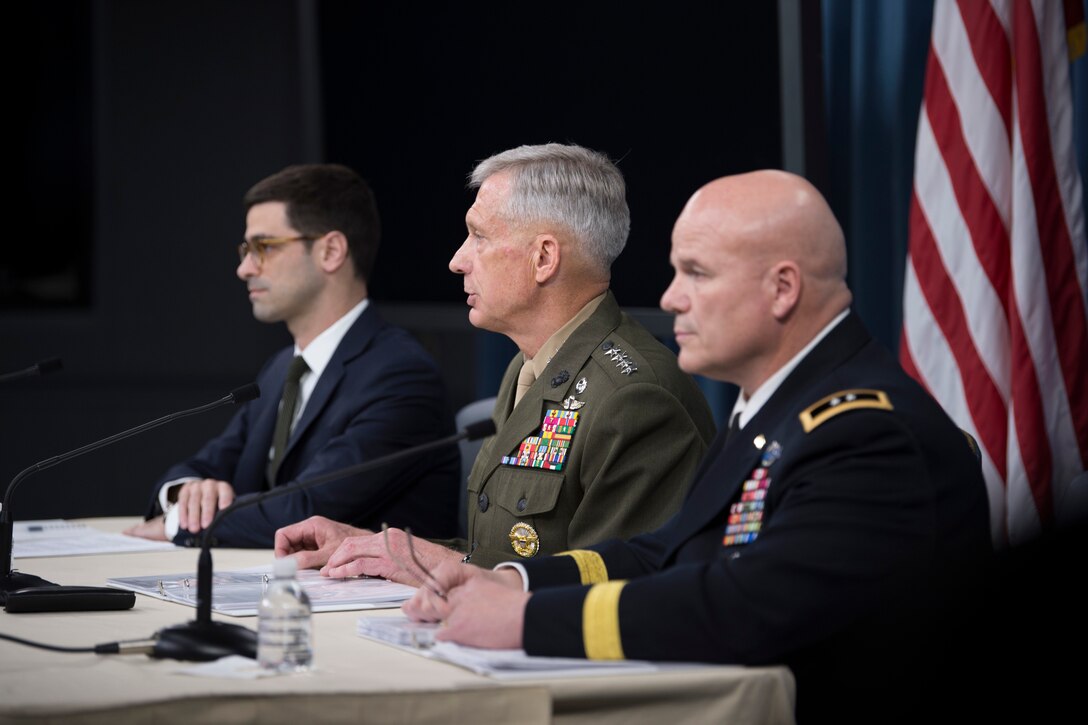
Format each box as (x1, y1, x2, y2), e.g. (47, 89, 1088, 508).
(453, 291, 717, 567)
(150, 305, 460, 547)
(519, 312, 993, 722)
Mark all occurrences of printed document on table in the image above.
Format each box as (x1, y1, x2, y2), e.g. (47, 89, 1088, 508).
(108, 565, 417, 617)
(13, 519, 178, 558)
(358, 615, 686, 680)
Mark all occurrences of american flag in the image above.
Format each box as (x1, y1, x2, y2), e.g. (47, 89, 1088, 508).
(900, 0, 1088, 547)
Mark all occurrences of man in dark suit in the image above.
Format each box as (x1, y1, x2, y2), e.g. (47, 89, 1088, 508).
(274, 144, 716, 574)
(403, 170, 994, 723)
(125, 164, 459, 547)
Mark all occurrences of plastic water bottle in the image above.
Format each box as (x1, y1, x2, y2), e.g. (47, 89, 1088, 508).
(257, 557, 313, 672)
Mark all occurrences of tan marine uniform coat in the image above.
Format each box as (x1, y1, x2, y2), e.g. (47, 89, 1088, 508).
(463, 292, 717, 567)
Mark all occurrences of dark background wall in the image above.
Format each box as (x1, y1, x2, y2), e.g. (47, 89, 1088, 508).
(1, 1, 780, 519)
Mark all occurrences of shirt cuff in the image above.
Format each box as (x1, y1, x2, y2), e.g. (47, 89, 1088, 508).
(494, 561, 529, 592)
(164, 504, 180, 540)
(158, 477, 197, 541)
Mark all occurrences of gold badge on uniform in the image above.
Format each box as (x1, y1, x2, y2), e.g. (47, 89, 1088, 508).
(509, 522, 540, 558)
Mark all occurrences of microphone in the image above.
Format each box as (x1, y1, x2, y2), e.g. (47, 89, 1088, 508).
(0, 357, 63, 384)
(0, 383, 261, 610)
(150, 418, 497, 661)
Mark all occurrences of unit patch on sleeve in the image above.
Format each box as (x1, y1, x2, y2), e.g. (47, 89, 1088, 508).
(501, 409, 580, 471)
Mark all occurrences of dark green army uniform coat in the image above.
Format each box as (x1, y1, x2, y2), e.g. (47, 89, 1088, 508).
(461, 292, 717, 568)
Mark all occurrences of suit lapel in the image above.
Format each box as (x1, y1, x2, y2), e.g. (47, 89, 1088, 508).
(477, 358, 543, 481)
(663, 312, 872, 555)
(281, 306, 383, 466)
(250, 386, 280, 456)
(232, 351, 290, 494)
(666, 430, 765, 551)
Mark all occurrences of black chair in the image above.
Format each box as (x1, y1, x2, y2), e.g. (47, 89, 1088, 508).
(454, 397, 497, 538)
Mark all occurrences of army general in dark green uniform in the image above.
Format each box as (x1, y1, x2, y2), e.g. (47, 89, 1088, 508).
(274, 143, 717, 576)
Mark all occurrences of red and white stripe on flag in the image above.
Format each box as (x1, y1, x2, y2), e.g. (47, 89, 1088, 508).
(900, 0, 1088, 547)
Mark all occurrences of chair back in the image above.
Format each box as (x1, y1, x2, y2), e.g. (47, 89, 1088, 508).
(454, 397, 497, 538)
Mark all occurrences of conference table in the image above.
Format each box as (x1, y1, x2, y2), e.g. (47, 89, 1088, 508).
(0, 518, 796, 724)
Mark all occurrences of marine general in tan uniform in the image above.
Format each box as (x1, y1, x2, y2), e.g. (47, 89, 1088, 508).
(274, 143, 717, 577)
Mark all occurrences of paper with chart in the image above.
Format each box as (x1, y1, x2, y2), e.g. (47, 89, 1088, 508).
(13, 519, 178, 558)
(107, 565, 417, 616)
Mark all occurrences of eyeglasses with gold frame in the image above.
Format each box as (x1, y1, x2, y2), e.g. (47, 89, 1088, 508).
(237, 235, 313, 264)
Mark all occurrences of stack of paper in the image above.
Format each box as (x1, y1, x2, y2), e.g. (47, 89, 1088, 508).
(357, 616, 441, 648)
(357, 615, 663, 679)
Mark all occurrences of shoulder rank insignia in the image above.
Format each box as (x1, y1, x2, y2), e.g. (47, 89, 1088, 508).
(799, 389, 893, 433)
(599, 340, 638, 375)
(502, 408, 579, 470)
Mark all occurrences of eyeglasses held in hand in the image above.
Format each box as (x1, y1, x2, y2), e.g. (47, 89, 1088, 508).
(382, 523, 447, 600)
(237, 236, 312, 264)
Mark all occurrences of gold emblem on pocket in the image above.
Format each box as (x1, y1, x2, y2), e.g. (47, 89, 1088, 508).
(509, 522, 540, 558)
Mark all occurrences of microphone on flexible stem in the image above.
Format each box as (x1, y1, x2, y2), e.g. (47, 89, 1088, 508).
(0, 383, 261, 610)
(0, 357, 63, 384)
(150, 418, 498, 661)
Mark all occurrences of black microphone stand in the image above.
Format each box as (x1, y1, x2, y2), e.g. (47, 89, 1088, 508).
(151, 420, 496, 661)
(0, 384, 260, 603)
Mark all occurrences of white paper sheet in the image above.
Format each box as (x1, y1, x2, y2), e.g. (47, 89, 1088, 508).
(108, 565, 417, 617)
(357, 615, 676, 680)
(12, 519, 179, 558)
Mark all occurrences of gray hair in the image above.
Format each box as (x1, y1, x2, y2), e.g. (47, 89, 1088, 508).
(469, 143, 630, 274)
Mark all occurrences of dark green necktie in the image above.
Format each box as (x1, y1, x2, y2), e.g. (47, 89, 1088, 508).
(267, 355, 309, 486)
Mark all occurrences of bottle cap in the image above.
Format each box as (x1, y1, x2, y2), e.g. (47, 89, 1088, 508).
(272, 556, 298, 578)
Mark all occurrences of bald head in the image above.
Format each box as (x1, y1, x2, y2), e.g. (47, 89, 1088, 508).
(681, 170, 848, 292)
(661, 170, 852, 392)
